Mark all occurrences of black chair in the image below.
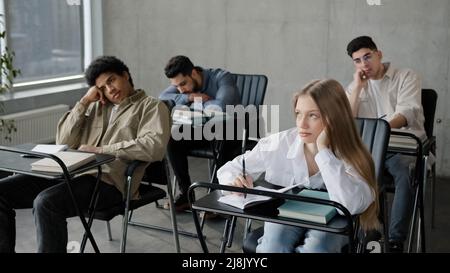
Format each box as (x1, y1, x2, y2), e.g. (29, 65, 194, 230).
(232, 73, 268, 149)
(80, 100, 181, 253)
(184, 73, 268, 185)
(239, 118, 391, 253)
(80, 159, 180, 253)
(382, 89, 437, 253)
(421, 89, 437, 228)
(355, 118, 392, 253)
(186, 74, 268, 231)
(188, 118, 390, 253)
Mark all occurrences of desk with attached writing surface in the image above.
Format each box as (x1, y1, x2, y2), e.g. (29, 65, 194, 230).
(170, 109, 237, 183)
(0, 143, 115, 253)
(387, 130, 433, 253)
(187, 181, 358, 253)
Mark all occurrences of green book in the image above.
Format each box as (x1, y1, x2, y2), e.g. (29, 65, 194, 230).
(277, 189, 337, 224)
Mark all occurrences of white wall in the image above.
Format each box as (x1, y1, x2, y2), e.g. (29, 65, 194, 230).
(102, 0, 450, 176)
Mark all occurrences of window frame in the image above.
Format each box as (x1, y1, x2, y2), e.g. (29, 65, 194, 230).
(0, 0, 103, 95)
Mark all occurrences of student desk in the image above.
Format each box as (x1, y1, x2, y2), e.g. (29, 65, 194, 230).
(0, 144, 115, 253)
(188, 182, 358, 253)
(170, 111, 238, 183)
(388, 131, 433, 253)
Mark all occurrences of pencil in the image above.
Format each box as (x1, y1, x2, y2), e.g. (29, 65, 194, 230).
(242, 128, 248, 198)
(242, 154, 247, 199)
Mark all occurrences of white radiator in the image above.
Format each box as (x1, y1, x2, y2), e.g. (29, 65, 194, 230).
(0, 104, 69, 146)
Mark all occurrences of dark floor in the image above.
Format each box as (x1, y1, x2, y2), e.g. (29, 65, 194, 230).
(12, 157, 450, 253)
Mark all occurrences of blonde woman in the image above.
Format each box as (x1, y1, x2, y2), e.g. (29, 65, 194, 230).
(217, 79, 379, 253)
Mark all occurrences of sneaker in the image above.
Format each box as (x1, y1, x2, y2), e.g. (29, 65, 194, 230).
(388, 240, 404, 253)
(173, 193, 190, 213)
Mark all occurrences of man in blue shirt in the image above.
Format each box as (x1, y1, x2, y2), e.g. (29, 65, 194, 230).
(160, 55, 240, 212)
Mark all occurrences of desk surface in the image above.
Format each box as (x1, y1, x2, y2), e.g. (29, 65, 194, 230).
(192, 190, 350, 234)
(0, 144, 115, 179)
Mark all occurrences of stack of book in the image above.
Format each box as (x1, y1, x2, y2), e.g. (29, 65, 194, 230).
(277, 189, 337, 224)
(389, 128, 427, 149)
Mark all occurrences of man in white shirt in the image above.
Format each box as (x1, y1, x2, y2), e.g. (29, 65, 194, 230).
(346, 36, 425, 252)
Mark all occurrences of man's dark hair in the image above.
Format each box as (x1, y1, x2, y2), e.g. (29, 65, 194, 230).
(164, 55, 195, 78)
(85, 56, 134, 87)
(346, 36, 378, 57)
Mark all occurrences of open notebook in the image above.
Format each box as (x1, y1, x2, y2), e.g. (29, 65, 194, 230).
(218, 182, 303, 210)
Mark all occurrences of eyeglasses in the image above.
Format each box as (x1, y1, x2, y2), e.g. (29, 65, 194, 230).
(352, 51, 376, 64)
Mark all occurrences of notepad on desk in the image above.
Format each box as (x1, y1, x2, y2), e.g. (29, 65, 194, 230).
(277, 189, 337, 224)
(172, 109, 227, 125)
(31, 144, 68, 154)
(218, 182, 303, 210)
(31, 151, 96, 173)
(172, 109, 210, 125)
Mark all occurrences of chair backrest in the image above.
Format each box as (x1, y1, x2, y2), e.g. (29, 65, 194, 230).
(231, 74, 268, 142)
(232, 74, 268, 107)
(355, 118, 391, 185)
(140, 99, 174, 187)
(421, 89, 438, 139)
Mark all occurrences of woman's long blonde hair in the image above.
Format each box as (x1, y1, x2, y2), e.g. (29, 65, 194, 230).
(293, 79, 380, 231)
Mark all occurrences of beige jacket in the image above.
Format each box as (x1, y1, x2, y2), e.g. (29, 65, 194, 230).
(56, 90, 171, 199)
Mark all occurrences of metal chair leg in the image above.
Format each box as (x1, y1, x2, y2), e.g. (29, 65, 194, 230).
(418, 157, 427, 252)
(219, 217, 232, 253)
(172, 176, 177, 197)
(418, 179, 426, 253)
(243, 218, 252, 241)
(226, 216, 237, 248)
(380, 191, 389, 253)
(120, 176, 132, 253)
(166, 162, 181, 253)
(407, 185, 419, 253)
(200, 162, 218, 230)
(431, 164, 436, 228)
(106, 221, 112, 241)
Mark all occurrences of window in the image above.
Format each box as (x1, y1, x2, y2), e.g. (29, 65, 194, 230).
(0, 0, 102, 89)
(4, 0, 83, 83)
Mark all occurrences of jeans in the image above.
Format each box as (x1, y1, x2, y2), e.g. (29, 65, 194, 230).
(385, 153, 416, 242)
(0, 174, 122, 253)
(256, 222, 348, 253)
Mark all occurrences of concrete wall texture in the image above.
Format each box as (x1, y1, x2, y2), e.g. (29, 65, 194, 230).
(102, 0, 450, 176)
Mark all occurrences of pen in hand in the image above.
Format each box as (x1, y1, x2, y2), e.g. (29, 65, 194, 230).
(242, 154, 247, 199)
(242, 128, 247, 199)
